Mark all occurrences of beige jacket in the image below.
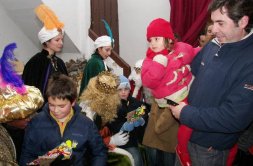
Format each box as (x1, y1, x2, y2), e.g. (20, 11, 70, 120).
(142, 102, 179, 153)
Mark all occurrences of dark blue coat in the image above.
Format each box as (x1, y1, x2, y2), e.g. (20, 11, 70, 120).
(20, 103, 107, 166)
(181, 34, 253, 150)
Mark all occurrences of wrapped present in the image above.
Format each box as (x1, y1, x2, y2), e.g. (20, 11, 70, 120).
(0, 85, 44, 123)
(27, 140, 77, 166)
(0, 43, 44, 123)
(120, 105, 146, 132)
(130, 105, 145, 122)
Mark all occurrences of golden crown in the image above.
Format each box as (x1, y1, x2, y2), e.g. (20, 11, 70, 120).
(96, 71, 119, 94)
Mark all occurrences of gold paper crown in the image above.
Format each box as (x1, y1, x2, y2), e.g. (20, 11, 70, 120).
(96, 71, 119, 94)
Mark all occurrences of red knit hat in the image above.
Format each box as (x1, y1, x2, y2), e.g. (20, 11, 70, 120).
(146, 18, 174, 41)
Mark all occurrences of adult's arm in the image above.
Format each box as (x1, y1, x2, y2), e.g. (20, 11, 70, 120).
(180, 64, 253, 133)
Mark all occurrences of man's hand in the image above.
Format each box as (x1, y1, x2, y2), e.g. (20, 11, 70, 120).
(169, 102, 187, 119)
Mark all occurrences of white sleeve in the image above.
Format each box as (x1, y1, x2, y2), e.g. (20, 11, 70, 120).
(79, 102, 96, 121)
(153, 54, 168, 67)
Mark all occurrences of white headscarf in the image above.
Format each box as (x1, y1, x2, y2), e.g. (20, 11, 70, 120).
(94, 35, 113, 49)
(38, 27, 64, 44)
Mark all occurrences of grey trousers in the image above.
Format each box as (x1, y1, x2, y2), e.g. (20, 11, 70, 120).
(175, 142, 229, 166)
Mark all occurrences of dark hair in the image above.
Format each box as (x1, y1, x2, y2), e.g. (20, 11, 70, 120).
(42, 39, 51, 47)
(94, 48, 99, 54)
(164, 38, 169, 48)
(204, 19, 213, 34)
(208, 0, 253, 33)
(42, 42, 47, 47)
(42, 29, 63, 47)
(46, 74, 77, 103)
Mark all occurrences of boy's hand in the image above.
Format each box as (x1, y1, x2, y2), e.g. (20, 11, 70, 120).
(169, 102, 187, 119)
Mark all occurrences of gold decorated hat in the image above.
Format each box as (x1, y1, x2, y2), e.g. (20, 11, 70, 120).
(95, 71, 119, 94)
(79, 71, 120, 124)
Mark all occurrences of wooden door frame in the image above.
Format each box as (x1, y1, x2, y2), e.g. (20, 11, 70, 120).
(89, 0, 130, 76)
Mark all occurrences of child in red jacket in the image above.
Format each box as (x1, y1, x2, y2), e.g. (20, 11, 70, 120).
(141, 18, 199, 166)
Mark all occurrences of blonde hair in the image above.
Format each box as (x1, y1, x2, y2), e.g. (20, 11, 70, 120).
(79, 74, 120, 124)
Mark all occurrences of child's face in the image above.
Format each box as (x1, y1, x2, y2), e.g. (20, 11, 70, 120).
(48, 97, 75, 120)
(199, 35, 206, 47)
(149, 37, 166, 53)
(206, 25, 214, 37)
(118, 88, 130, 100)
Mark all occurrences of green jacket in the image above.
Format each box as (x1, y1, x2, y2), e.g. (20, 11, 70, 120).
(79, 53, 105, 95)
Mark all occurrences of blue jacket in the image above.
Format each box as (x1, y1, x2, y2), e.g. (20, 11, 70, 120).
(20, 103, 107, 166)
(181, 33, 253, 150)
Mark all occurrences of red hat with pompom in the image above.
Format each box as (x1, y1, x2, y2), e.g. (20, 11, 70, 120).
(146, 18, 174, 41)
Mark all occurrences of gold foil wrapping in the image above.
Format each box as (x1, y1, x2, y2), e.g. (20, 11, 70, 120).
(0, 85, 44, 123)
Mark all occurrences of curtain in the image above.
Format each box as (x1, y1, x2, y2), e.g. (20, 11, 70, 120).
(169, 0, 212, 47)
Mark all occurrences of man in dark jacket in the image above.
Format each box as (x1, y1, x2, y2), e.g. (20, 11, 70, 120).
(170, 0, 253, 165)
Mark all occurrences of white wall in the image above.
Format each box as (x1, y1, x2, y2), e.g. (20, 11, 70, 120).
(42, 0, 171, 74)
(118, 0, 171, 67)
(0, 5, 39, 63)
(42, 0, 91, 62)
(0, 0, 171, 68)
(43, 0, 171, 67)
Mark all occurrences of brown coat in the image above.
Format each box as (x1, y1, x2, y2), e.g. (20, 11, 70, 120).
(142, 102, 179, 153)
